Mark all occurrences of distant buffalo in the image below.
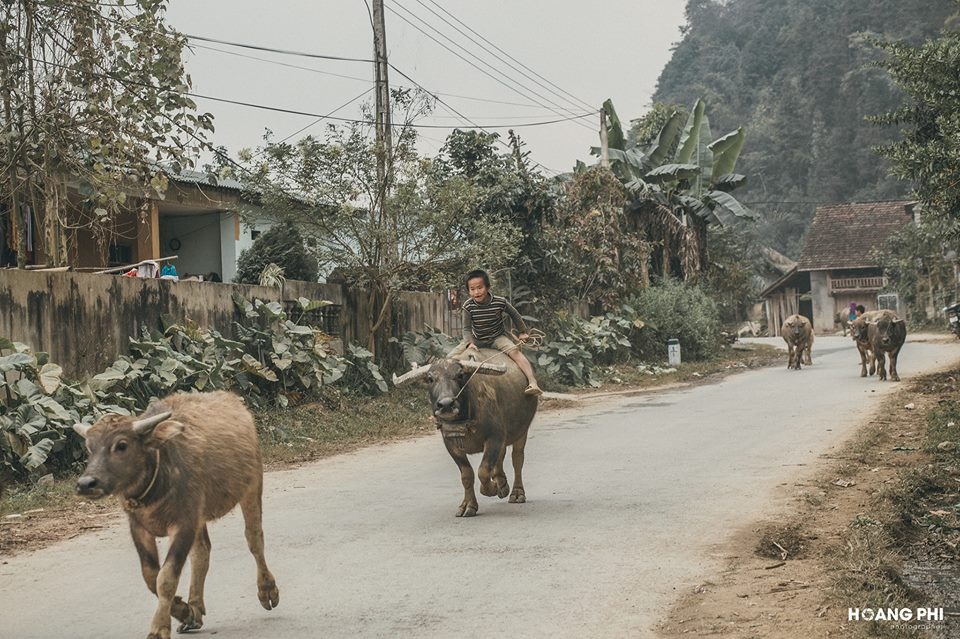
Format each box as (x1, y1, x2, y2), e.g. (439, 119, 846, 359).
(782, 314, 813, 370)
(867, 310, 907, 381)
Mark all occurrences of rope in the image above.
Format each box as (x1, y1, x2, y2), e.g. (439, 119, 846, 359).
(452, 329, 547, 400)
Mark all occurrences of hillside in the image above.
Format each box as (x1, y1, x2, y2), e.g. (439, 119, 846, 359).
(653, 0, 957, 256)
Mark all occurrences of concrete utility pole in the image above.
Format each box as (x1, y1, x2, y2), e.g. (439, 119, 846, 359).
(372, 0, 393, 233)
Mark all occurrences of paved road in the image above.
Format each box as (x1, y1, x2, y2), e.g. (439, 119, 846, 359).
(2, 335, 959, 638)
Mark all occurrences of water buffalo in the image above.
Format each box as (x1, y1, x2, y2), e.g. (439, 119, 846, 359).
(849, 310, 884, 377)
(781, 314, 813, 369)
(73, 391, 279, 639)
(394, 349, 538, 517)
(867, 310, 907, 381)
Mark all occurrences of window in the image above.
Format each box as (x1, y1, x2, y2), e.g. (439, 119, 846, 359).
(251, 229, 261, 240)
(108, 244, 132, 266)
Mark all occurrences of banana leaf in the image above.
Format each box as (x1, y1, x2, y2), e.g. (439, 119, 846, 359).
(708, 128, 745, 183)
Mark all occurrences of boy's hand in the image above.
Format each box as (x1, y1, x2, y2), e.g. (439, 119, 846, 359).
(518, 332, 530, 343)
(466, 342, 477, 350)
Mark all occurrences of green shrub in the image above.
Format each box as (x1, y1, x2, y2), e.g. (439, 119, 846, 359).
(0, 339, 85, 478)
(629, 279, 722, 361)
(391, 326, 460, 366)
(234, 222, 318, 284)
(0, 296, 389, 478)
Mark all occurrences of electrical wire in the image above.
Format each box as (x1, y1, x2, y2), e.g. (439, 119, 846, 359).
(383, 0, 596, 133)
(190, 41, 570, 111)
(414, 0, 596, 114)
(421, 0, 596, 113)
(187, 91, 594, 129)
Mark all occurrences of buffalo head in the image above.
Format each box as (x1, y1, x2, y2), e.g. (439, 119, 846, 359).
(393, 359, 506, 422)
(869, 315, 905, 347)
(73, 410, 180, 499)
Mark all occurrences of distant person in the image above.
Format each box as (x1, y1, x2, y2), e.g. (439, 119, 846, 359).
(848, 302, 858, 323)
(856, 304, 865, 317)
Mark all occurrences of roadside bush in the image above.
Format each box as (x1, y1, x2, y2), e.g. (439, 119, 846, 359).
(234, 222, 318, 284)
(392, 326, 460, 366)
(0, 296, 388, 478)
(629, 279, 722, 361)
(340, 344, 388, 395)
(0, 339, 84, 477)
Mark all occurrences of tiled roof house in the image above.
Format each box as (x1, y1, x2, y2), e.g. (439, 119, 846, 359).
(761, 201, 915, 335)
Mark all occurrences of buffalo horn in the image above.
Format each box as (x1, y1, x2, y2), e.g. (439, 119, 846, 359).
(392, 365, 432, 387)
(132, 411, 173, 434)
(460, 361, 508, 376)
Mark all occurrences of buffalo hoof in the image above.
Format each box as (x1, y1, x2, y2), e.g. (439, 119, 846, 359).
(509, 488, 526, 503)
(147, 630, 171, 639)
(456, 504, 478, 517)
(479, 482, 498, 497)
(258, 582, 280, 611)
(497, 481, 510, 499)
(176, 618, 203, 634)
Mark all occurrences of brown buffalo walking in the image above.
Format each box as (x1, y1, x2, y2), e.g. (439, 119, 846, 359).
(73, 391, 279, 639)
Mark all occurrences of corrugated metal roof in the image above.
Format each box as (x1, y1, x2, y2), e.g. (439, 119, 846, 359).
(167, 168, 246, 193)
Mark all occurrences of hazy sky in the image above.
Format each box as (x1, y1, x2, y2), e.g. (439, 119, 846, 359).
(164, 1, 688, 175)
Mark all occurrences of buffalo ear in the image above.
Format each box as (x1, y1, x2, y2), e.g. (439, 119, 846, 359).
(893, 318, 905, 324)
(73, 423, 92, 439)
(148, 420, 185, 445)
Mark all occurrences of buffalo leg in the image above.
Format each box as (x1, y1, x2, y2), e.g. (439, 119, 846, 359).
(509, 431, 528, 504)
(477, 438, 503, 498)
(889, 347, 901, 381)
(148, 524, 196, 639)
(786, 343, 795, 369)
(492, 445, 510, 499)
(444, 439, 478, 517)
(239, 482, 280, 611)
(803, 342, 812, 366)
(130, 521, 193, 630)
(177, 526, 211, 633)
(858, 346, 869, 377)
(875, 350, 887, 381)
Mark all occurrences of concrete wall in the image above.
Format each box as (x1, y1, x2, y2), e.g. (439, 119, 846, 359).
(0, 270, 447, 378)
(809, 271, 834, 333)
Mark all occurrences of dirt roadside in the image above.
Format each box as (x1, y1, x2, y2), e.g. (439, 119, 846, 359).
(655, 362, 960, 638)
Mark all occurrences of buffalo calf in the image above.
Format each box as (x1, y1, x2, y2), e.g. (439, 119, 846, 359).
(73, 391, 279, 639)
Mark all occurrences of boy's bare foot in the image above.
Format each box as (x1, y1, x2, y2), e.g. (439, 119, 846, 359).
(524, 384, 543, 397)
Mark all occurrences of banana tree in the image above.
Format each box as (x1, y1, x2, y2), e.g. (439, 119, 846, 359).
(593, 98, 757, 278)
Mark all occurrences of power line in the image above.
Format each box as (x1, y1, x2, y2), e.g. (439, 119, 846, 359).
(388, 63, 565, 176)
(421, 0, 597, 114)
(188, 91, 595, 129)
(412, 0, 596, 114)
(190, 41, 568, 111)
(383, 0, 596, 133)
(184, 34, 374, 64)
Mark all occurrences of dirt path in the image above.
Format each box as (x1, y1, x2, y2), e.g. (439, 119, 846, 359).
(657, 335, 960, 638)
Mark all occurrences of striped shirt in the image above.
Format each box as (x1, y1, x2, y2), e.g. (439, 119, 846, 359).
(462, 294, 527, 343)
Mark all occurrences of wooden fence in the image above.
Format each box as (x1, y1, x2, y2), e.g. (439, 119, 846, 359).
(0, 270, 453, 377)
